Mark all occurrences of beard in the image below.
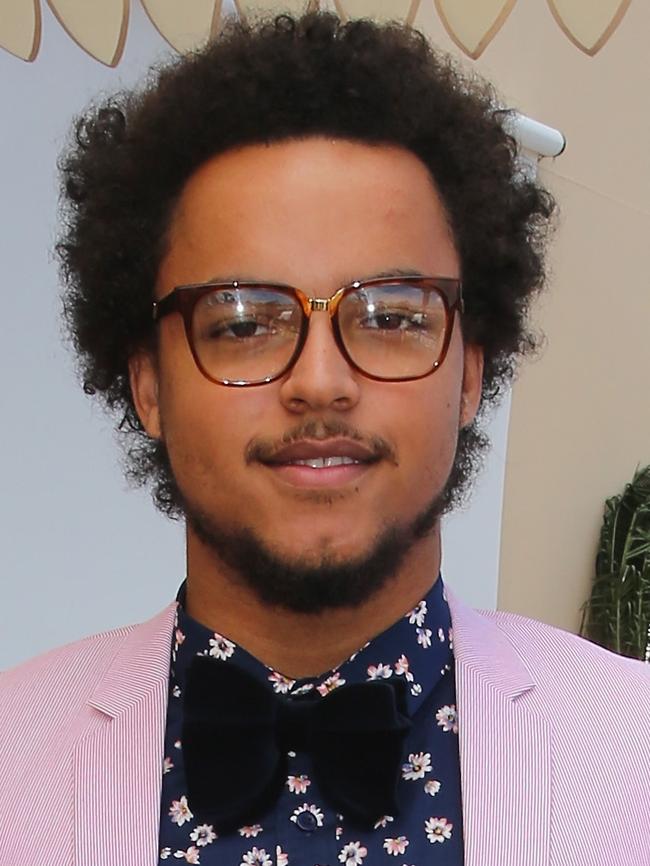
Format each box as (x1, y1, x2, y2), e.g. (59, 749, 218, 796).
(178, 484, 447, 615)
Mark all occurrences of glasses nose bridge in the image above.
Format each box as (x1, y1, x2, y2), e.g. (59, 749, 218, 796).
(302, 284, 347, 321)
(309, 297, 330, 314)
(292, 287, 349, 372)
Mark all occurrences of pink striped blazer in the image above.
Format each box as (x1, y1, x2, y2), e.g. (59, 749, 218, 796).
(1, 587, 649, 866)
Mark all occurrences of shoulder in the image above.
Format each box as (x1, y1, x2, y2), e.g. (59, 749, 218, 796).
(0, 600, 176, 716)
(485, 607, 649, 675)
(479, 607, 650, 707)
(0, 620, 139, 705)
(0, 601, 176, 789)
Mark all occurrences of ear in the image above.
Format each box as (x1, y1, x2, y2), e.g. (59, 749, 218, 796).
(128, 349, 162, 439)
(459, 342, 484, 429)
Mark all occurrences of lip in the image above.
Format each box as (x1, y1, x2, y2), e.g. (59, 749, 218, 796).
(262, 438, 379, 465)
(263, 460, 375, 489)
(259, 438, 380, 490)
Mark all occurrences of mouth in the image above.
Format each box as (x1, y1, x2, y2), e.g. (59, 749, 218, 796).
(259, 440, 381, 489)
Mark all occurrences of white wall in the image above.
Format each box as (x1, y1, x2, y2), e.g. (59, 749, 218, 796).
(0, 0, 507, 670)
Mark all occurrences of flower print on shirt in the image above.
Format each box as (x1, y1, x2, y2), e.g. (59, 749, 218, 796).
(161, 848, 172, 860)
(238, 825, 263, 838)
(172, 623, 185, 664)
(276, 848, 288, 866)
(190, 825, 217, 846)
(416, 627, 432, 649)
(291, 682, 315, 697)
(437, 627, 445, 642)
(436, 704, 458, 734)
(290, 803, 324, 827)
(208, 633, 236, 661)
(287, 774, 311, 794)
(173, 845, 201, 863)
(163, 757, 174, 774)
(367, 663, 392, 680)
(383, 836, 409, 856)
(241, 847, 272, 866)
(401, 752, 432, 780)
(424, 779, 441, 797)
(373, 814, 394, 830)
(268, 671, 295, 694)
(317, 672, 345, 695)
(425, 816, 453, 843)
(407, 600, 427, 627)
(394, 654, 414, 682)
(169, 795, 193, 826)
(338, 841, 368, 865)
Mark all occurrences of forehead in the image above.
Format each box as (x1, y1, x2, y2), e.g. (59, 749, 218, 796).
(158, 137, 459, 293)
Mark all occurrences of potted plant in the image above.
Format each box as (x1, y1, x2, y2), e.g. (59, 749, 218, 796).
(580, 465, 650, 662)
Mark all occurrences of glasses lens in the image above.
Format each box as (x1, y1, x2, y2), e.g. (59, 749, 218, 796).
(191, 287, 302, 383)
(338, 282, 448, 379)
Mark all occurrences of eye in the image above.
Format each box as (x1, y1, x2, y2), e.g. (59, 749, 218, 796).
(362, 311, 427, 332)
(207, 317, 274, 340)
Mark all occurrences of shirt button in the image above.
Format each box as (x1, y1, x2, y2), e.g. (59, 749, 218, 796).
(295, 811, 318, 832)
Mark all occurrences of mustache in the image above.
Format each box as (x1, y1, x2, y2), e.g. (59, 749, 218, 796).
(246, 418, 397, 465)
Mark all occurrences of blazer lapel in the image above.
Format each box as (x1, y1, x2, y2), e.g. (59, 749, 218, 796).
(74, 600, 178, 866)
(446, 588, 552, 866)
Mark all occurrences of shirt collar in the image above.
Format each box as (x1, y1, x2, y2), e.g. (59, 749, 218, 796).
(171, 575, 454, 718)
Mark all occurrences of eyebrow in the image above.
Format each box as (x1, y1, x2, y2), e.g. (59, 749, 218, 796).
(204, 267, 425, 286)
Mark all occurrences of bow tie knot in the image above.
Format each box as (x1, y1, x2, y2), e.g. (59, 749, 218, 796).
(182, 654, 412, 831)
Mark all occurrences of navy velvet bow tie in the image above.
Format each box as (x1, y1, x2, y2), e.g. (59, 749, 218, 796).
(181, 654, 412, 832)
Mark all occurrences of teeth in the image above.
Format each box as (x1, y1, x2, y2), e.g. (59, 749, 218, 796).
(290, 456, 361, 468)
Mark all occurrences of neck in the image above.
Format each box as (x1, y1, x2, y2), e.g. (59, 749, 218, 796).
(183, 527, 441, 678)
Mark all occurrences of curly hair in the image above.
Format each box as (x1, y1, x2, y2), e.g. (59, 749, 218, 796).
(57, 11, 555, 518)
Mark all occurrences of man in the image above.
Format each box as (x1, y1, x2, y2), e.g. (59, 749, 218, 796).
(1, 11, 648, 866)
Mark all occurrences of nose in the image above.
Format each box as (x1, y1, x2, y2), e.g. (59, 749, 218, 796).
(278, 308, 361, 414)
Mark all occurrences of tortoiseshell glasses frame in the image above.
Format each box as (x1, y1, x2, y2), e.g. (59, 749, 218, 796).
(152, 275, 464, 386)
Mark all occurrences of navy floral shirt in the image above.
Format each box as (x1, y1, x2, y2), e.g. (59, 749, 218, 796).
(158, 576, 464, 865)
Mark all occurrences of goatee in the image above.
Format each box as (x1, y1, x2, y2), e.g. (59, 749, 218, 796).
(181, 490, 445, 615)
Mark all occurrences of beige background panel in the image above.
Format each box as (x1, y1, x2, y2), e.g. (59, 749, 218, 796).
(484, 0, 650, 631)
(499, 172, 650, 632)
(142, 0, 221, 52)
(0, 0, 40, 61)
(333, 0, 420, 24)
(547, 0, 632, 55)
(46, 0, 128, 66)
(434, 0, 516, 59)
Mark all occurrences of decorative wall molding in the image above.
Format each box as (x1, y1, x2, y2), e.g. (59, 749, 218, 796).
(0, 0, 635, 64)
(0, 0, 41, 61)
(547, 0, 632, 56)
(141, 0, 221, 53)
(236, 0, 319, 21)
(333, 0, 420, 24)
(46, 0, 128, 65)
(435, 0, 516, 59)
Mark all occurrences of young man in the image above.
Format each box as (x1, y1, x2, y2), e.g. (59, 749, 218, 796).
(1, 12, 648, 866)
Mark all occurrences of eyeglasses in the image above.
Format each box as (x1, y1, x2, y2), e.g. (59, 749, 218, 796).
(152, 275, 463, 386)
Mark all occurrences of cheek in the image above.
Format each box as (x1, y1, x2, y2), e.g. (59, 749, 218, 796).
(393, 369, 463, 487)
